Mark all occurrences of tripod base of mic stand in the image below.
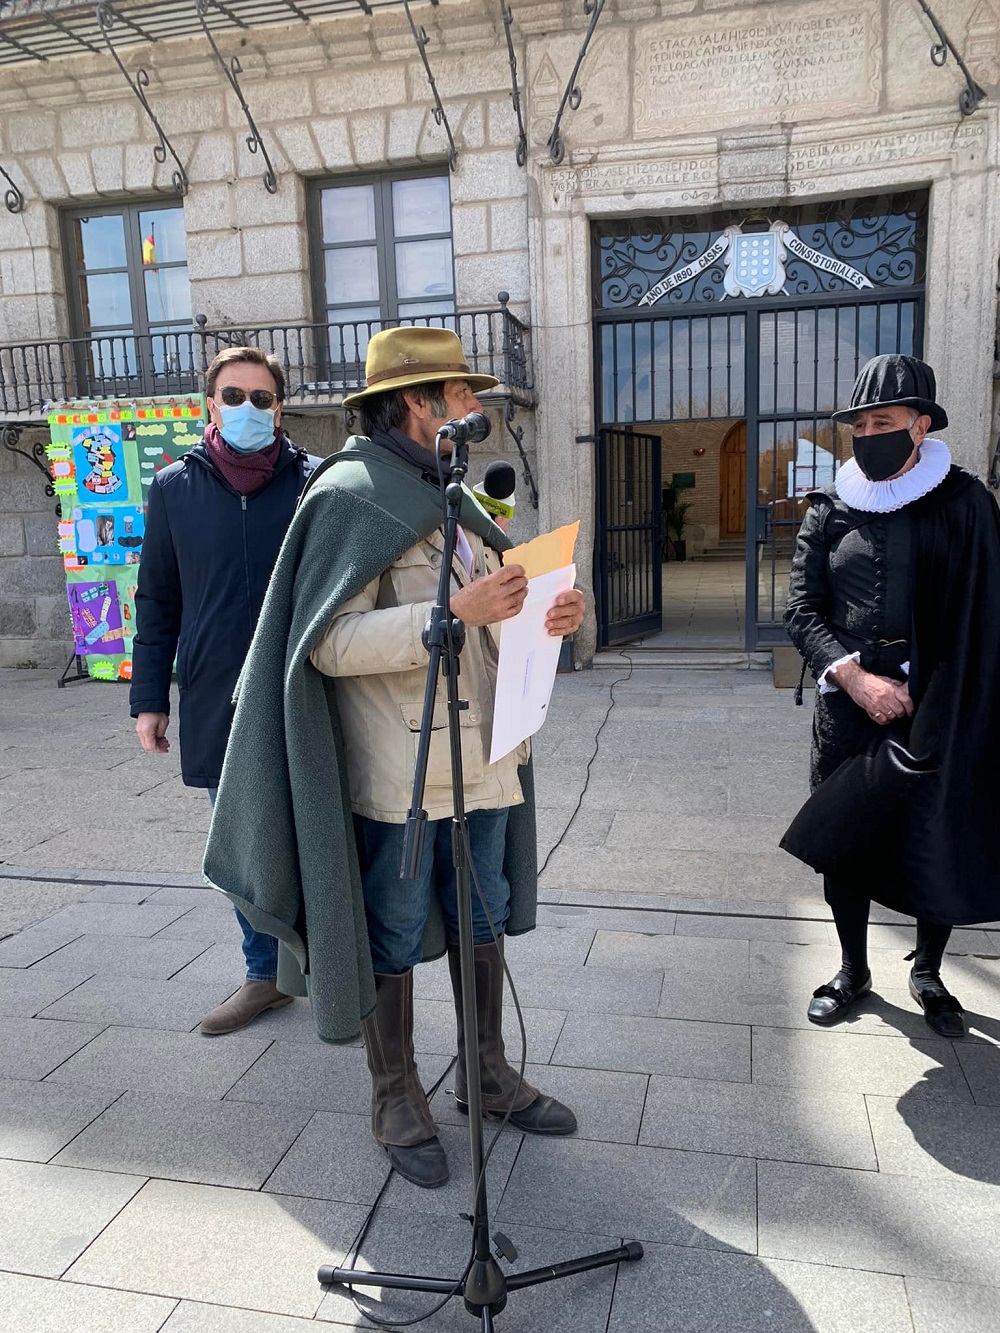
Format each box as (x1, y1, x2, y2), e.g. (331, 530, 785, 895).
(319, 1239, 643, 1324)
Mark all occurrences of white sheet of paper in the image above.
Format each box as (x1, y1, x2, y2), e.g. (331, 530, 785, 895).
(489, 563, 577, 765)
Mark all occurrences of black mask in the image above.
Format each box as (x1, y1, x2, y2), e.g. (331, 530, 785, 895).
(852, 428, 915, 482)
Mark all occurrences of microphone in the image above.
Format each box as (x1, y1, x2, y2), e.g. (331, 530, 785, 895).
(437, 411, 491, 444)
(474, 461, 516, 522)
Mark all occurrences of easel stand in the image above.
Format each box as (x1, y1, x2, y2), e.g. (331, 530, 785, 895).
(319, 433, 642, 1328)
(57, 652, 91, 688)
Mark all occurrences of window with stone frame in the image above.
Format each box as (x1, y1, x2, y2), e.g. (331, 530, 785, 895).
(63, 201, 193, 396)
(311, 170, 456, 370)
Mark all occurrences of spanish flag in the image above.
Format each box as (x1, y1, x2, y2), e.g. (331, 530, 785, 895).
(142, 232, 156, 266)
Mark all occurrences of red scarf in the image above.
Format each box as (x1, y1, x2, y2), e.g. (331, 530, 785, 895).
(203, 422, 283, 496)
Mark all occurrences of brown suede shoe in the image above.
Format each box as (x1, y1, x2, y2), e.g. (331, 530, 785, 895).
(199, 981, 293, 1036)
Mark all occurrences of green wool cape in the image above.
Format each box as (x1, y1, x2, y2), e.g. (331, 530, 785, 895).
(202, 436, 539, 1043)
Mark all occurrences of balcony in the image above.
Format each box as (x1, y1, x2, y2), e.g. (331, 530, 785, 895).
(0, 300, 534, 422)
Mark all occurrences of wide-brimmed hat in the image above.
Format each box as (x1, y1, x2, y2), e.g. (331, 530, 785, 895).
(342, 327, 499, 407)
(831, 354, 948, 432)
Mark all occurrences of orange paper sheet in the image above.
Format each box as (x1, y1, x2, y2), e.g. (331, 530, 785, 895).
(504, 521, 579, 580)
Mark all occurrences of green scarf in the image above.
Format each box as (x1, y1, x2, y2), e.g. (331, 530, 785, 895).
(203, 436, 539, 1043)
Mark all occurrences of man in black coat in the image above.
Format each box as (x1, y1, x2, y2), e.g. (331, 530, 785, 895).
(130, 346, 319, 1034)
(783, 355, 1000, 1038)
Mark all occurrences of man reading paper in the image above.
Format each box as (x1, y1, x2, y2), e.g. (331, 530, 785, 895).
(204, 328, 583, 1190)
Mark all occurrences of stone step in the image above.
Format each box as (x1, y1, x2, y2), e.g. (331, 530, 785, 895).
(592, 648, 772, 670)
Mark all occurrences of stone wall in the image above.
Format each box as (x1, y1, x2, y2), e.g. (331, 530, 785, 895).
(1, 0, 1000, 665)
(0, 428, 70, 667)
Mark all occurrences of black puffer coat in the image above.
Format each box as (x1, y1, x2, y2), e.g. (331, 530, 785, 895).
(129, 439, 319, 786)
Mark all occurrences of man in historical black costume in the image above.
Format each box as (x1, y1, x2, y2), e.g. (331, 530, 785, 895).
(204, 327, 583, 1189)
(783, 354, 1000, 1038)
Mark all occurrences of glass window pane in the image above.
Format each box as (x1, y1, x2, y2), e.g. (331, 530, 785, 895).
(326, 306, 382, 367)
(394, 238, 453, 302)
(73, 215, 127, 271)
(396, 301, 456, 325)
(144, 267, 192, 325)
(79, 272, 133, 329)
(325, 246, 379, 305)
(392, 176, 451, 238)
(138, 208, 187, 266)
(321, 186, 376, 244)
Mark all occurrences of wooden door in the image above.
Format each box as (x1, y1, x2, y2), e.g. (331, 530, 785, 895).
(720, 421, 747, 537)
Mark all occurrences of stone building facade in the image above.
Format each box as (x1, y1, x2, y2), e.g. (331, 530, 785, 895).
(0, 0, 998, 666)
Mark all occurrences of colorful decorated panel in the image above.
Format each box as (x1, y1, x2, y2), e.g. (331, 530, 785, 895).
(47, 395, 207, 681)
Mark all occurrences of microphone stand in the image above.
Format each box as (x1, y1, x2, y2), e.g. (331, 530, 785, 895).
(320, 429, 642, 1330)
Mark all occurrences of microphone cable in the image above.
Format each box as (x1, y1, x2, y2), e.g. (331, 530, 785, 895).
(537, 647, 634, 879)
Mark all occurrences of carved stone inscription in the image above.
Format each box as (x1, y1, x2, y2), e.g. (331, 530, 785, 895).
(635, 2, 880, 137)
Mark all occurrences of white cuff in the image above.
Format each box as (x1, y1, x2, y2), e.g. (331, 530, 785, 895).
(818, 652, 861, 695)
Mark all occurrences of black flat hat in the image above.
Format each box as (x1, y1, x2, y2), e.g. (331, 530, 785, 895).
(831, 354, 948, 432)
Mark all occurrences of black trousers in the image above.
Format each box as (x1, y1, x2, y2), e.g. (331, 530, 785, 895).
(824, 877, 952, 981)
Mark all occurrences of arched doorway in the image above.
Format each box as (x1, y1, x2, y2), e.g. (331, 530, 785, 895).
(719, 421, 747, 538)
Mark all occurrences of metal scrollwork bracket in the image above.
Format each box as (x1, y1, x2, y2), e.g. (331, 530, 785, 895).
(547, 0, 606, 165)
(500, 2, 527, 167)
(0, 161, 24, 214)
(96, 3, 188, 196)
(914, 0, 987, 117)
(503, 401, 539, 509)
(195, 0, 279, 193)
(404, 1, 458, 171)
(2, 424, 59, 513)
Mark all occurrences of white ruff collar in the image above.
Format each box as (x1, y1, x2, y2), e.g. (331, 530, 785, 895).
(834, 438, 951, 513)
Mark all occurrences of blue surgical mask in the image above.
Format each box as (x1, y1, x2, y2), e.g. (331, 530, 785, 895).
(217, 401, 277, 453)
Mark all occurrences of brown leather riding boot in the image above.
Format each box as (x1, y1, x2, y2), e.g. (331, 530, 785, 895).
(447, 938, 577, 1135)
(362, 970, 448, 1188)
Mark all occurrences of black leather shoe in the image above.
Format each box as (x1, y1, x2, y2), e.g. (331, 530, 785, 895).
(385, 1135, 449, 1189)
(909, 971, 966, 1038)
(807, 972, 872, 1025)
(457, 1093, 578, 1136)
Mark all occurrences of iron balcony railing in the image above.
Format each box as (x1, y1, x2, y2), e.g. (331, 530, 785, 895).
(0, 298, 534, 420)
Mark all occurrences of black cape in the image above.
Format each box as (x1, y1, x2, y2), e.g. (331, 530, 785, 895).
(781, 467, 1000, 925)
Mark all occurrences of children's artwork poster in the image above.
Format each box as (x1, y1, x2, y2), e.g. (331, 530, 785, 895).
(47, 395, 207, 681)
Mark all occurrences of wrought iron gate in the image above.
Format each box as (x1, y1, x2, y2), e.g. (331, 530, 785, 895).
(594, 428, 662, 647)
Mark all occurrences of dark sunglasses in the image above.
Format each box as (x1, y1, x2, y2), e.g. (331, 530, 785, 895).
(217, 386, 278, 410)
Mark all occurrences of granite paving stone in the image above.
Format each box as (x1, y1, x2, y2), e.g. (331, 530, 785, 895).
(169, 939, 246, 986)
(145, 886, 233, 909)
(224, 1037, 450, 1113)
(0, 879, 93, 932)
(30, 933, 213, 980)
(317, 1207, 619, 1331)
(165, 1304, 353, 1333)
(540, 844, 729, 897)
(0, 965, 91, 1016)
(0, 1158, 146, 1278)
(536, 903, 678, 934)
(751, 1027, 974, 1100)
(64, 1178, 369, 1318)
(640, 1075, 877, 1170)
(0, 1078, 118, 1162)
(673, 913, 833, 945)
(498, 1137, 757, 1251)
(554, 1012, 750, 1082)
(501, 925, 597, 967)
(866, 1092, 1000, 1187)
(0, 1015, 106, 1079)
(758, 1159, 1000, 1286)
(37, 973, 237, 1032)
(415, 958, 663, 1016)
(587, 929, 749, 974)
(46, 1028, 271, 1099)
(0, 921, 84, 968)
(81, 884, 152, 904)
(608, 1242, 913, 1333)
(155, 906, 247, 942)
(431, 1063, 649, 1144)
(412, 997, 566, 1062)
(39, 901, 191, 937)
(262, 1111, 391, 1204)
(53, 1090, 314, 1188)
(955, 1039, 1000, 1105)
(0, 1272, 176, 1333)
(906, 1277, 1000, 1332)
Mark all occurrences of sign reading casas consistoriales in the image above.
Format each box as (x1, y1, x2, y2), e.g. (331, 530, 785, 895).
(638, 219, 873, 307)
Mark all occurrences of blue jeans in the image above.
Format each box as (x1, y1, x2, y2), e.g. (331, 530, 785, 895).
(207, 788, 279, 983)
(354, 809, 511, 974)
